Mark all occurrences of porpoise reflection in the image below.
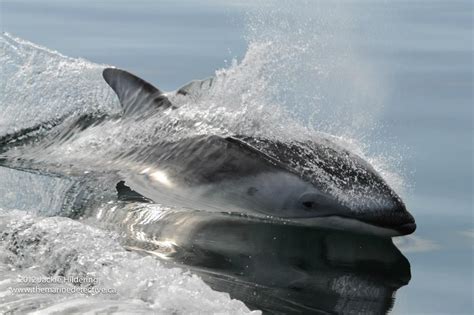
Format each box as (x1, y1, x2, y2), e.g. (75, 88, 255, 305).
(97, 202, 411, 315)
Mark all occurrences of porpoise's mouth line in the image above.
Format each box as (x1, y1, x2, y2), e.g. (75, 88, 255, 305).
(351, 218, 417, 235)
(283, 213, 416, 236)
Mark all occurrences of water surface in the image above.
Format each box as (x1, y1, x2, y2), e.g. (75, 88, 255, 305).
(0, 0, 472, 314)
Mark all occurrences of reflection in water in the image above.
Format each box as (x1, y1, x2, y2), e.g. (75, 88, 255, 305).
(103, 206, 411, 314)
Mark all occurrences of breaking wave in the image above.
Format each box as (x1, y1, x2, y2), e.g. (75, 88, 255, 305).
(0, 209, 256, 314)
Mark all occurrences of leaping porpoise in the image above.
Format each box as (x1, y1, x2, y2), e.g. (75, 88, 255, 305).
(101, 68, 415, 236)
(0, 68, 416, 236)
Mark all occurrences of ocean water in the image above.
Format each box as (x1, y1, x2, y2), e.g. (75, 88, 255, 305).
(0, 0, 472, 314)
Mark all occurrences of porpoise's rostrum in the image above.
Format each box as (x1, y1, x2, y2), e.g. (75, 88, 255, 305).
(0, 68, 416, 236)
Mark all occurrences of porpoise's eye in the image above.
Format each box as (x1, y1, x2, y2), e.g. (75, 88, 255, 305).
(302, 201, 314, 209)
(299, 192, 323, 211)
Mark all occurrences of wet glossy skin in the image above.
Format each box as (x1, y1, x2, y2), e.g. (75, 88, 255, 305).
(119, 133, 415, 235)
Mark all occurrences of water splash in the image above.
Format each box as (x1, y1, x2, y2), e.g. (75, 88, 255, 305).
(239, 1, 407, 194)
(0, 1, 408, 196)
(0, 33, 119, 135)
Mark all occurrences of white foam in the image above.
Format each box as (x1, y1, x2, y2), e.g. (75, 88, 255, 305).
(0, 209, 258, 314)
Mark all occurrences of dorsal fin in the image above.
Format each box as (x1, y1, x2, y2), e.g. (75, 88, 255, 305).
(175, 77, 215, 102)
(103, 68, 173, 117)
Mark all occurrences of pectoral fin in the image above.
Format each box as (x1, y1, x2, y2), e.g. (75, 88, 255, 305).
(116, 180, 153, 203)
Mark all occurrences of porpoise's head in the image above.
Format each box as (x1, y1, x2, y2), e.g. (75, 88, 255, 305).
(218, 137, 416, 236)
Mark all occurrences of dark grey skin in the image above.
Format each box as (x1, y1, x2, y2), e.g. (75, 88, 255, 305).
(0, 68, 416, 236)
